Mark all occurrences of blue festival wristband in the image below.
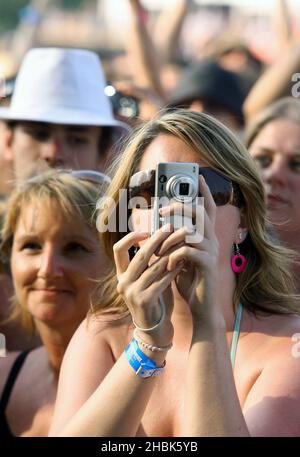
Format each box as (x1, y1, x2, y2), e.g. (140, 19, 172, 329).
(125, 338, 166, 378)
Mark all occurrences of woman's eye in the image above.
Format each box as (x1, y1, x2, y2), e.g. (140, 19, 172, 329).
(254, 155, 272, 169)
(65, 242, 88, 253)
(21, 242, 41, 251)
(290, 161, 300, 172)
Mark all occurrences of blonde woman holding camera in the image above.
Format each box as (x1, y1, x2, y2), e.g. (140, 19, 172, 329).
(51, 110, 300, 437)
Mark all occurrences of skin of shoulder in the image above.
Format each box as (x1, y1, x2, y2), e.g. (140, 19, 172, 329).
(49, 313, 132, 436)
(242, 313, 300, 436)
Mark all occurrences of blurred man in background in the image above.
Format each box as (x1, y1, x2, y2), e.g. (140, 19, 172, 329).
(0, 47, 129, 183)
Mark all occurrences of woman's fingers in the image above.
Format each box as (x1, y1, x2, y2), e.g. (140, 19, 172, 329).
(124, 224, 173, 280)
(166, 245, 217, 272)
(114, 224, 174, 280)
(144, 260, 185, 299)
(113, 231, 149, 278)
(137, 239, 186, 290)
(157, 225, 203, 256)
(134, 255, 169, 290)
(155, 208, 215, 255)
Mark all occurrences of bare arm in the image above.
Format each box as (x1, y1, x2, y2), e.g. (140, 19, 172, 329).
(243, 0, 300, 122)
(184, 307, 249, 436)
(9, 0, 50, 64)
(153, 0, 189, 64)
(50, 318, 161, 437)
(55, 350, 165, 437)
(161, 178, 250, 436)
(125, 0, 167, 101)
(274, 0, 293, 54)
(49, 319, 116, 436)
(243, 42, 300, 121)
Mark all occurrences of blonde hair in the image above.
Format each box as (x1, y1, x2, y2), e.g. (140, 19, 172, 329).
(0, 169, 105, 333)
(245, 97, 300, 148)
(0, 197, 8, 274)
(94, 109, 299, 318)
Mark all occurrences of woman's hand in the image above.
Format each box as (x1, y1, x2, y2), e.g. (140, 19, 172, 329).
(156, 176, 220, 323)
(113, 224, 185, 345)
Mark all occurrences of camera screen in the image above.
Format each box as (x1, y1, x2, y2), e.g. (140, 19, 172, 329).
(179, 182, 189, 196)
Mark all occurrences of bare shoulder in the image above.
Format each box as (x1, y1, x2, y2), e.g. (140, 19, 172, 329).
(50, 313, 133, 435)
(256, 312, 300, 354)
(242, 311, 300, 375)
(265, 313, 300, 382)
(58, 312, 133, 399)
(261, 312, 300, 375)
(66, 312, 133, 362)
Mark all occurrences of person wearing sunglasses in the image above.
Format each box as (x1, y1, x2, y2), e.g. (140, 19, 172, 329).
(0, 170, 110, 437)
(50, 110, 300, 437)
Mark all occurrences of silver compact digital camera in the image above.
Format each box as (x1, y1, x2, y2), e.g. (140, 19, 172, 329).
(152, 162, 199, 235)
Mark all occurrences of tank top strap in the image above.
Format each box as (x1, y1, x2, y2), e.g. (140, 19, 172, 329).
(0, 349, 33, 412)
(230, 303, 243, 369)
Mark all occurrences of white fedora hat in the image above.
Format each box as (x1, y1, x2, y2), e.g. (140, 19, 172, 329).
(0, 47, 129, 136)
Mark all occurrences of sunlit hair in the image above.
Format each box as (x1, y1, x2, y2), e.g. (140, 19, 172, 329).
(93, 109, 299, 319)
(0, 169, 106, 333)
(0, 197, 9, 274)
(245, 97, 300, 148)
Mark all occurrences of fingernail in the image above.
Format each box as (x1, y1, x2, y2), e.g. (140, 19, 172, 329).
(186, 226, 195, 234)
(162, 223, 173, 233)
(138, 231, 150, 237)
(159, 206, 170, 215)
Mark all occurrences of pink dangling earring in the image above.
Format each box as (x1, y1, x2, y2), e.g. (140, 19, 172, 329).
(231, 244, 247, 273)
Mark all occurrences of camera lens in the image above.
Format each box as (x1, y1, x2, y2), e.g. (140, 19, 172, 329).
(159, 175, 167, 183)
(167, 174, 197, 202)
(179, 182, 189, 196)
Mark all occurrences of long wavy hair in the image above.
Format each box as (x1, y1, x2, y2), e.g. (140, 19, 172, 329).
(93, 109, 299, 318)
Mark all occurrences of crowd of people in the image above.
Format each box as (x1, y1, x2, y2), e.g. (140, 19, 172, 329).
(1, 0, 300, 438)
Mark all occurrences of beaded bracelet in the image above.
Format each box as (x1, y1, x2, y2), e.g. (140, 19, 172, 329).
(133, 329, 173, 353)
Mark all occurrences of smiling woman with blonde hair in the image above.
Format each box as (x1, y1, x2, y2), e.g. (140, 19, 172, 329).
(0, 169, 109, 437)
